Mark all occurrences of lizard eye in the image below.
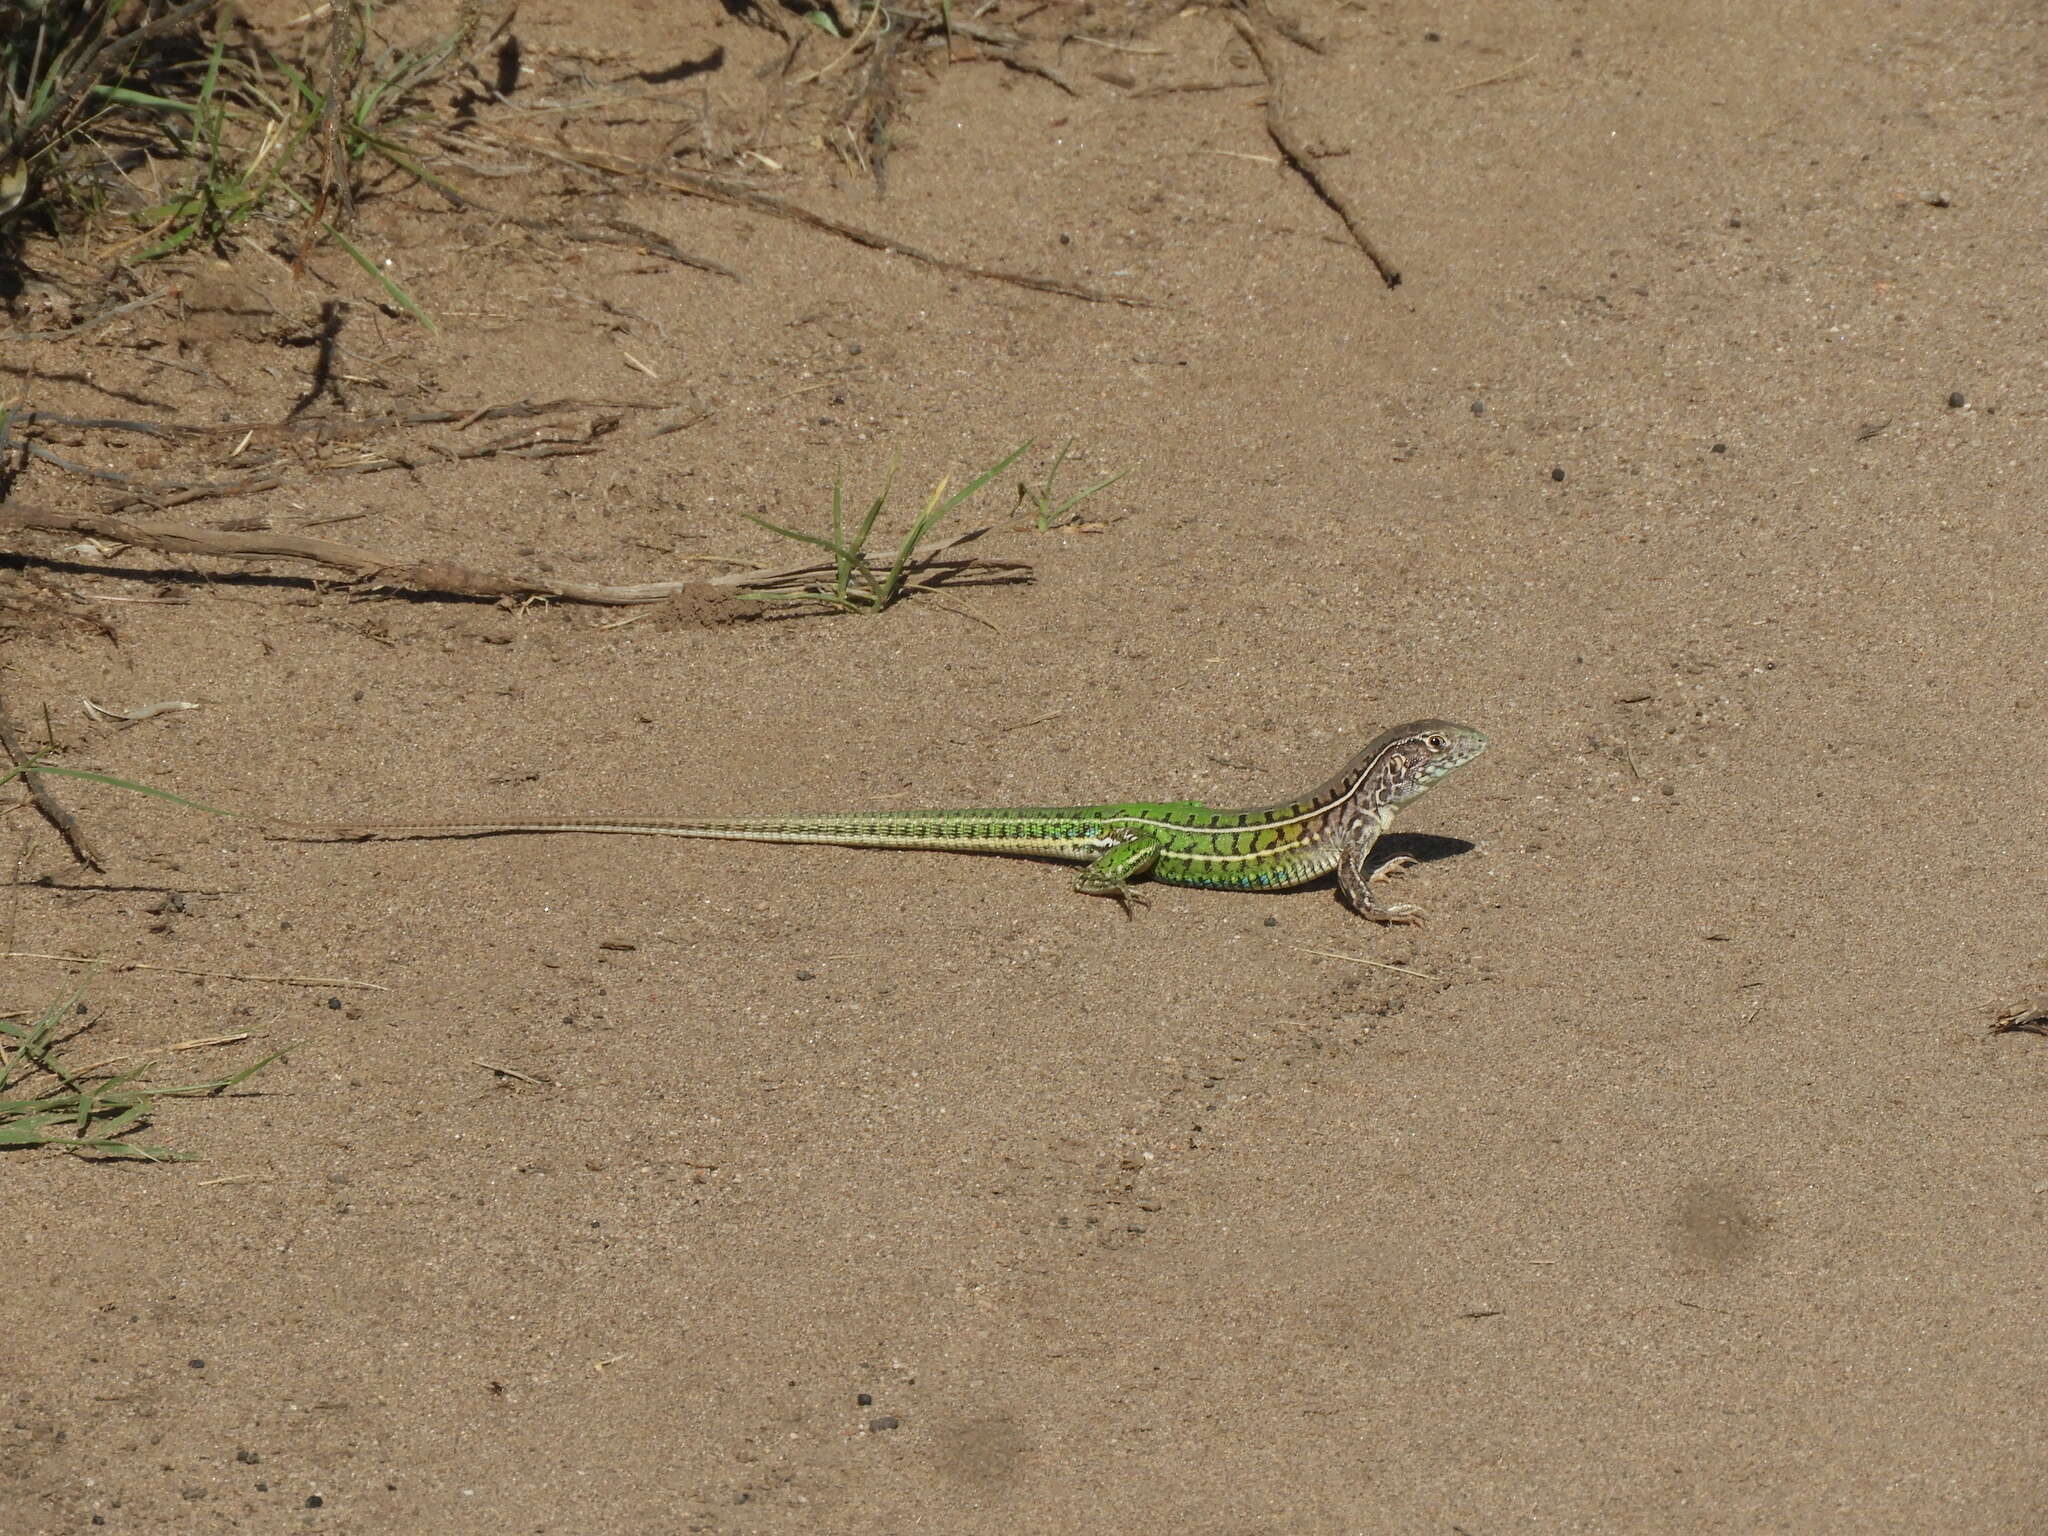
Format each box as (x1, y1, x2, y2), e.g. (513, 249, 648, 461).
(1426, 733, 1449, 752)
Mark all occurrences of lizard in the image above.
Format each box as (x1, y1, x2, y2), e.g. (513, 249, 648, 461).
(270, 718, 1487, 923)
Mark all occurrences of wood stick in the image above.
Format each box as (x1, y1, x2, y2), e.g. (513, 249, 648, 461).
(1231, 12, 1400, 288)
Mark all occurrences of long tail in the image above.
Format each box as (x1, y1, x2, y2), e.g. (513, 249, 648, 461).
(265, 810, 1103, 859)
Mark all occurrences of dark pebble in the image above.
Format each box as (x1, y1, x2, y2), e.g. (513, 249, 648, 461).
(869, 1415, 901, 1432)
(856, 1392, 873, 1406)
(794, 970, 816, 982)
(1712, 443, 1727, 453)
(1470, 400, 1485, 415)
(188, 1358, 205, 1369)
(1550, 467, 1566, 482)
(236, 1450, 261, 1465)
(326, 997, 342, 1010)
(306, 1494, 324, 1508)
(1947, 391, 1965, 408)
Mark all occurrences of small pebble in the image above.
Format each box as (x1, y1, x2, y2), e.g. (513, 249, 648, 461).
(1550, 467, 1566, 482)
(1469, 400, 1485, 415)
(856, 1392, 873, 1406)
(306, 1494, 324, 1508)
(1712, 443, 1727, 454)
(868, 1415, 901, 1432)
(1947, 391, 1966, 409)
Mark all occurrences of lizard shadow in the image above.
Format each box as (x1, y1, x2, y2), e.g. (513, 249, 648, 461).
(1292, 831, 1477, 912)
(1370, 832, 1476, 867)
(1323, 831, 1477, 892)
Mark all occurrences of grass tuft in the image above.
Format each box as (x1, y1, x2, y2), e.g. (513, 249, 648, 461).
(1, 1, 499, 322)
(1016, 438, 1130, 531)
(737, 440, 1031, 613)
(1, 980, 291, 1160)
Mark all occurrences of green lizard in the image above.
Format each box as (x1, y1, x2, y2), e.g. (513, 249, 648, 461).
(275, 719, 1486, 922)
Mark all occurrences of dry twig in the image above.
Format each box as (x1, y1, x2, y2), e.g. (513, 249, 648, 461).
(1, 501, 1030, 608)
(471, 126, 1156, 308)
(8, 399, 649, 512)
(1229, 11, 1399, 288)
(1293, 945, 1441, 981)
(1449, 54, 1539, 94)
(0, 687, 105, 870)
(4, 951, 386, 989)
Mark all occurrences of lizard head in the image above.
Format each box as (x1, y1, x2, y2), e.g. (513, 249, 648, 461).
(1367, 719, 1489, 805)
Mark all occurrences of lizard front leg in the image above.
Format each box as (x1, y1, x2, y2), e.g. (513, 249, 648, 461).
(1335, 817, 1424, 925)
(1075, 836, 1161, 914)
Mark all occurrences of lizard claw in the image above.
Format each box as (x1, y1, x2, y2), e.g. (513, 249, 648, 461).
(1111, 885, 1151, 918)
(1364, 901, 1425, 925)
(1367, 855, 1422, 886)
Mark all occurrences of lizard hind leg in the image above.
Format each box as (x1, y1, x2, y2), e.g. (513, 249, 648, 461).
(1074, 837, 1161, 916)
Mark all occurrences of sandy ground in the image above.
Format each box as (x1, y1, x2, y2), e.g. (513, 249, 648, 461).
(4, 0, 2044, 1530)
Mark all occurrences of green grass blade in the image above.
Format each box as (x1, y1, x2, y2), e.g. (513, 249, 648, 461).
(327, 221, 435, 330)
(848, 458, 899, 550)
(90, 85, 201, 116)
(738, 508, 844, 555)
(153, 1045, 299, 1096)
(0, 761, 239, 818)
(1046, 466, 1132, 526)
(935, 440, 1032, 520)
(90, 1101, 151, 1139)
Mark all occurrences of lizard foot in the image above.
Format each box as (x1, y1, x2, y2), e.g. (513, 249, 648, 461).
(1109, 884, 1152, 919)
(1362, 901, 1425, 926)
(1367, 855, 1421, 887)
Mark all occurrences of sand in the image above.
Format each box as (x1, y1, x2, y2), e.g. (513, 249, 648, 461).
(5, 1, 2043, 1530)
